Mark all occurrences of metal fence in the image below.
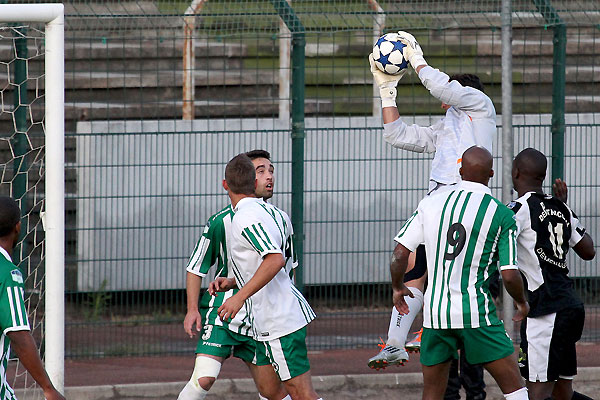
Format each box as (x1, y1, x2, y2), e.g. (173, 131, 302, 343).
(1, 0, 599, 358)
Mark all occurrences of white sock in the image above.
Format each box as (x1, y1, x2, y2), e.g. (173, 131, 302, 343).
(503, 387, 528, 400)
(386, 287, 424, 348)
(178, 381, 208, 400)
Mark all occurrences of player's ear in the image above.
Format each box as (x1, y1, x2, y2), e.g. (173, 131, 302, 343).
(222, 179, 228, 191)
(459, 166, 463, 178)
(489, 169, 494, 178)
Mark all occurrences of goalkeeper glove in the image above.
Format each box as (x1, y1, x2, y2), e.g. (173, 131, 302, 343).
(369, 54, 406, 108)
(397, 30, 427, 70)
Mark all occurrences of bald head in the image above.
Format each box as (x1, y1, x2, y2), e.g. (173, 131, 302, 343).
(459, 146, 494, 185)
(512, 148, 547, 195)
(513, 148, 547, 182)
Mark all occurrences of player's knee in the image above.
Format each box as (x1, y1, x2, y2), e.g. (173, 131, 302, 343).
(197, 376, 216, 390)
(190, 356, 222, 391)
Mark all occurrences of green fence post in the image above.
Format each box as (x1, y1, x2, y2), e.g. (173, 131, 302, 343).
(271, 1, 306, 292)
(12, 26, 28, 267)
(533, 0, 566, 182)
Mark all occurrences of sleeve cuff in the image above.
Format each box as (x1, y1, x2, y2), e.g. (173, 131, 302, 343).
(260, 249, 284, 259)
(499, 264, 518, 271)
(394, 236, 418, 253)
(4, 325, 30, 335)
(186, 268, 206, 278)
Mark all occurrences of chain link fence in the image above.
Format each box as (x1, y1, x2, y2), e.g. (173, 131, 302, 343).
(1, 0, 598, 358)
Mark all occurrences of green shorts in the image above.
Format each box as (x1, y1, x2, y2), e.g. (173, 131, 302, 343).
(262, 327, 311, 381)
(196, 324, 270, 366)
(420, 324, 514, 366)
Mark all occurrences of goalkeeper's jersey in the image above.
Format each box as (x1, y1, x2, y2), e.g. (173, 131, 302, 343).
(383, 66, 496, 191)
(186, 205, 252, 336)
(0, 247, 30, 400)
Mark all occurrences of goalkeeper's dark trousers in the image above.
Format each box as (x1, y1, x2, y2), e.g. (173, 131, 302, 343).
(444, 352, 486, 400)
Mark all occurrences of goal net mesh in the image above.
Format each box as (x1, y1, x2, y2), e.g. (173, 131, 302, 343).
(0, 24, 47, 398)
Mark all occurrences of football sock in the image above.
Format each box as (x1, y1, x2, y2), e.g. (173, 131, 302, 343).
(386, 287, 424, 348)
(572, 392, 593, 400)
(503, 387, 528, 400)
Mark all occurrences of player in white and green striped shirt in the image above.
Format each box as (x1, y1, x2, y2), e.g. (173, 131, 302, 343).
(0, 197, 64, 400)
(216, 153, 321, 400)
(178, 151, 290, 400)
(391, 147, 529, 400)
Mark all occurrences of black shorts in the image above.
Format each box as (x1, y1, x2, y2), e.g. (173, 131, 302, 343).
(519, 305, 584, 382)
(404, 244, 427, 282)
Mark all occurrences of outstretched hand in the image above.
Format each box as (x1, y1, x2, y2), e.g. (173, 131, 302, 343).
(369, 54, 406, 88)
(396, 30, 427, 69)
(553, 178, 568, 203)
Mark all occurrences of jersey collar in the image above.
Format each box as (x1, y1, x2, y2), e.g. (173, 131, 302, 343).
(456, 180, 492, 195)
(234, 196, 263, 212)
(0, 246, 12, 263)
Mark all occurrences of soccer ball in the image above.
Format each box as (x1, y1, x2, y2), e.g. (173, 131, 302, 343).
(372, 33, 409, 75)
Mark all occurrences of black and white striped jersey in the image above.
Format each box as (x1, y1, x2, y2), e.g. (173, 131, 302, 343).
(507, 192, 586, 317)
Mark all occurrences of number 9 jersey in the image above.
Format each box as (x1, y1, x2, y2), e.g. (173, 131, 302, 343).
(395, 180, 517, 330)
(507, 192, 587, 318)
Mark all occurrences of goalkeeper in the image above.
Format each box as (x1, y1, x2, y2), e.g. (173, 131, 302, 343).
(368, 30, 497, 378)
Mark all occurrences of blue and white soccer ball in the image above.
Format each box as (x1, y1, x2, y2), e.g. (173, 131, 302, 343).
(372, 33, 409, 75)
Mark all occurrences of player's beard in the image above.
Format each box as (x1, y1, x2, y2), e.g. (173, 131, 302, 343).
(257, 186, 273, 200)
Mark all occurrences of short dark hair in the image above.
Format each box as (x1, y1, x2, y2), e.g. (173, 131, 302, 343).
(245, 149, 271, 161)
(450, 73, 485, 93)
(225, 154, 256, 195)
(0, 197, 20, 237)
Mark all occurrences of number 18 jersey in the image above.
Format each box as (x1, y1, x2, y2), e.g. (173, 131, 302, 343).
(395, 181, 517, 329)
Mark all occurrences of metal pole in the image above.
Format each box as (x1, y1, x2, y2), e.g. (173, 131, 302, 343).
(279, 1, 291, 120)
(533, 0, 566, 182)
(271, 0, 306, 292)
(501, 0, 514, 336)
(182, 0, 209, 120)
(550, 24, 566, 182)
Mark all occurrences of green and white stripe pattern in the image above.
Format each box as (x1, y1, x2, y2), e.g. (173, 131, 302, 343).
(396, 182, 517, 329)
(0, 251, 30, 400)
(230, 197, 314, 341)
(186, 205, 252, 336)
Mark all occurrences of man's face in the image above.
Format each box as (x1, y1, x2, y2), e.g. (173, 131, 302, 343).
(252, 157, 274, 200)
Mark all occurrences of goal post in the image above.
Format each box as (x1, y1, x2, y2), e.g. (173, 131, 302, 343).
(0, 3, 64, 393)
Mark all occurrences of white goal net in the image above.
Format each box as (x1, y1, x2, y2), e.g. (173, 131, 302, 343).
(0, 4, 64, 397)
